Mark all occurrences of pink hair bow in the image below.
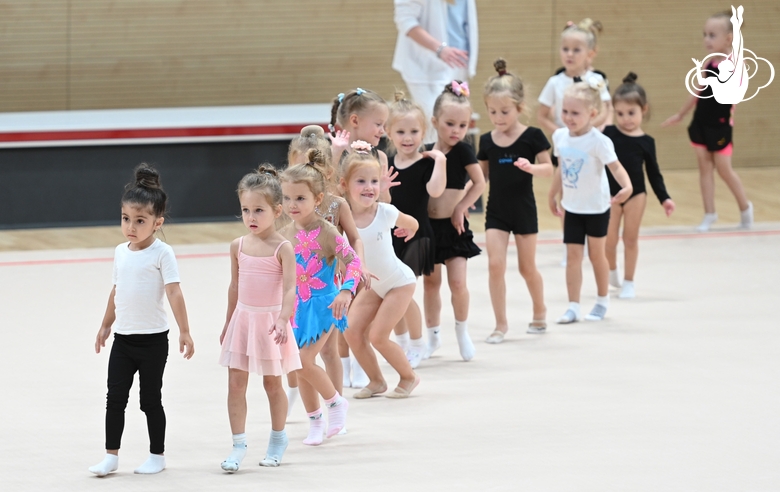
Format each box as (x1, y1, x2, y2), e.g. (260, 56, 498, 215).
(452, 81, 470, 97)
(350, 140, 373, 154)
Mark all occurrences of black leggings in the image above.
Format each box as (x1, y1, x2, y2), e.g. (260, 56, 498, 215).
(105, 331, 168, 454)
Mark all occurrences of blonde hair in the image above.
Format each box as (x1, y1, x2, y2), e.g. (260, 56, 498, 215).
(709, 10, 735, 33)
(237, 164, 282, 208)
(339, 149, 382, 202)
(562, 18, 603, 50)
(280, 149, 327, 198)
(432, 81, 472, 118)
(564, 80, 604, 113)
(330, 88, 387, 134)
(385, 91, 427, 153)
(483, 58, 525, 106)
(288, 125, 331, 166)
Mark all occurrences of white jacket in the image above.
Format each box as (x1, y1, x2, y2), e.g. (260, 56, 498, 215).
(392, 0, 478, 84)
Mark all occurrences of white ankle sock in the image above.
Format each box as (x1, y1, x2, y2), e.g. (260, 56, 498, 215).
(426, 326, 441, 359)
(609, 269, 621, 288)
(395, 332, 410, 352)
(350, 355, 369, 389)
(325, 394, 348, 438)
(134, 453, 166, 474)
(407, 337, 427, 369)
(697, 213, 718, 232)
(341, 357, 351, 388)
(89, 454, 118, 477)
(286, 386, 299, 418)
(454, 320, 475, 361)
(596, 295, 610, 308)
(221, 434, 247, 472)
(619, 280, 636, 299)
(259, 430, 288, 467)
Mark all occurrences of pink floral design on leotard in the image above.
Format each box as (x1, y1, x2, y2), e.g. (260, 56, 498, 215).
(296, 255, 327, 302)
(334, 235, 349, 255)
(294, 227, 321, 260)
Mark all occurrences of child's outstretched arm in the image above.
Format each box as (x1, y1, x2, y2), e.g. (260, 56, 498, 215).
(606, 160, 634, 205)
(536, 104, 561, 134)
(165, 283, 195, 359)
(338, 201, 378, 288)
(95, 286, 117, 354)
(662, 95, 698, 127)
(452, 163, 486, 234)
(423, 149, 447, 198)
(271, 241, 296, 345)
(514, 150, 554, 178)
(393, 210, 419, 242)
(220, 239, 240, 345)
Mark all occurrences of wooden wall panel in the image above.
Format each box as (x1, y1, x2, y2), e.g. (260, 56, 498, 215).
(0, 0, 778, 169)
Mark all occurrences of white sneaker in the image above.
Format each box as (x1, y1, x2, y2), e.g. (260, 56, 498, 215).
(696, 213, 718, 232)
(609, 269, 622, 289)
(740, 202, 753, 229)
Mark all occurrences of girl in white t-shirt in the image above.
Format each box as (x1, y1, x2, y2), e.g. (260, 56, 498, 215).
(341, 142, 421, 399)
(90, 164, 195, 477)
(548, 81, 632, 323)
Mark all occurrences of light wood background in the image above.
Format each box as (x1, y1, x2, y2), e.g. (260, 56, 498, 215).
(1, 1, 778, 169)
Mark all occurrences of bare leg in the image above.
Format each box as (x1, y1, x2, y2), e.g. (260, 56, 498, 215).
(227, 368, 249, 434)
(620, 194, 646, 281)
(287, 371, 298, 388)
(337, 331, 350, 358)
(344, 290, 388, 392)
(566, 244, 585, 302)
(486, 229, 510, 333)
(713, 152, 749, 211)
(263, 376, 287, 432)
(515, 234, 546, 320)
(320, 331, 343, 395)
(445, 257, 469, 321)
(398, 298, 423, 339)
(587, 236, 609, 297)
(605, 203, 623, 271)
(423, 265, 443, 328)
(369, 285, 418, 391)
(693, 146, 717, 214)
(297, 330, 337, 413)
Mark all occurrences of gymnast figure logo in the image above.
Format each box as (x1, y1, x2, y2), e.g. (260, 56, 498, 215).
(685, 5, 774, 104)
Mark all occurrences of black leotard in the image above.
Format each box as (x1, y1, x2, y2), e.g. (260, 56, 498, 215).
(603, 125, 670, 203)
(424, 141, 477, 190)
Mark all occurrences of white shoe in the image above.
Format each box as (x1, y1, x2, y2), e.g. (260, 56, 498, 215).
(740, 202, 753, 229)
(696, 213, 718, 232)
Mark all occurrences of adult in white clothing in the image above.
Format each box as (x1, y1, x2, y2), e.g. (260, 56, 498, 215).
(393, 0, 478, 142)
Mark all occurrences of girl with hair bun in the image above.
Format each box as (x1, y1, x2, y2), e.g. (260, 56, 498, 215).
(218, 165, 300, 470)
(422, 80, 485, 358)
(278, 153, 362, 446)
(478, 59, 553, 344)
(604, 73, 675, 299)
(90, 164, 195, 477)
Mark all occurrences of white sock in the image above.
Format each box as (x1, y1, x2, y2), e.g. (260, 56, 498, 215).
(596, 295, 610, 308)
(259, 430, 288, 467)
(89, 454, 118, 477)
(697, 213, 718, 232)
(454, 320, 475, 361)
(619, 280, 636, 299)
(341, 357, 351, 388)
(286, 386, 299, 418)
(350, 355, 369, 389)
(426, 326, 441, 359)
(395, 331, 410, 352)
(407, 337, 427, 369)
(609, 269, 621, 288)
(134, 453, 166, 474)
(221, 433, 247, 472)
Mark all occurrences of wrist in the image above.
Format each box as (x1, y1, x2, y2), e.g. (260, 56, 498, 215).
(435, 42, 447, 58)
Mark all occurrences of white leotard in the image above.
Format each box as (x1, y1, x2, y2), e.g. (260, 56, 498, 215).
(357, 203, 416, 298)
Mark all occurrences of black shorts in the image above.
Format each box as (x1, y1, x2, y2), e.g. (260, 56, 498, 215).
(430, 218, 481, 264)
(563, 209, 610, 244)
(687, 121, 732, 152)
(485, 207, 538, 236)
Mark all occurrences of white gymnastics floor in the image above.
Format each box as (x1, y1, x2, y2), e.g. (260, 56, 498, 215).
(1, 224, 778, 491)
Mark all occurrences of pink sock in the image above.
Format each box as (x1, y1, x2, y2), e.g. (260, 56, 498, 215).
(325, 394, 348, 438)
(303, 409, 324, 446)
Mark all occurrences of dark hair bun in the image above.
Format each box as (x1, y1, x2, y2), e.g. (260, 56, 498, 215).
(256, 164, 278, 177)
(493, 58, 507, 75)
(622, 72, 638, 84)
(134, 163, 161, 189)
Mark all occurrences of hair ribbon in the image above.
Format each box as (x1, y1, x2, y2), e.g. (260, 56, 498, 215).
(337, 93, 345, 103)
(452, 80, 470, 97)
(350, 140, 373, 154)
(356, 88, 365, 96)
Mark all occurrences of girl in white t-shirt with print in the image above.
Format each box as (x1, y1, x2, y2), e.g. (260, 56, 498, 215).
(548, 80, 632, 323)
(90, 164, 195, 477)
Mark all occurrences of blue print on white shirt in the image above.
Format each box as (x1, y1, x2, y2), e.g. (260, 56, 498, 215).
(559, 147, 589, 189)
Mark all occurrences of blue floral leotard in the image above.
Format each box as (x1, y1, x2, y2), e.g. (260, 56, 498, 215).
(283, 220, 361, 348)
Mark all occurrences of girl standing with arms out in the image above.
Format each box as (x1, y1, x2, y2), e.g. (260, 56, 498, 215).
(604, 74, 676, 299)
(279, 151, 361, 445)
(548, 80, 633, 323)
(478, 60, 553, 344)
(219, 166, 300, 471)
(386, 93, 451, 367)
(90, 164, 195, 477)
(423, 81, 485, 356)
(342, 141, 422, 398)
(662, 8, 752, 232)
(287, 128, 371, 401)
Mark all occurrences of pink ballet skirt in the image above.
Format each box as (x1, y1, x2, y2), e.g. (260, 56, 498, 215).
(219, 239, 302, 376)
